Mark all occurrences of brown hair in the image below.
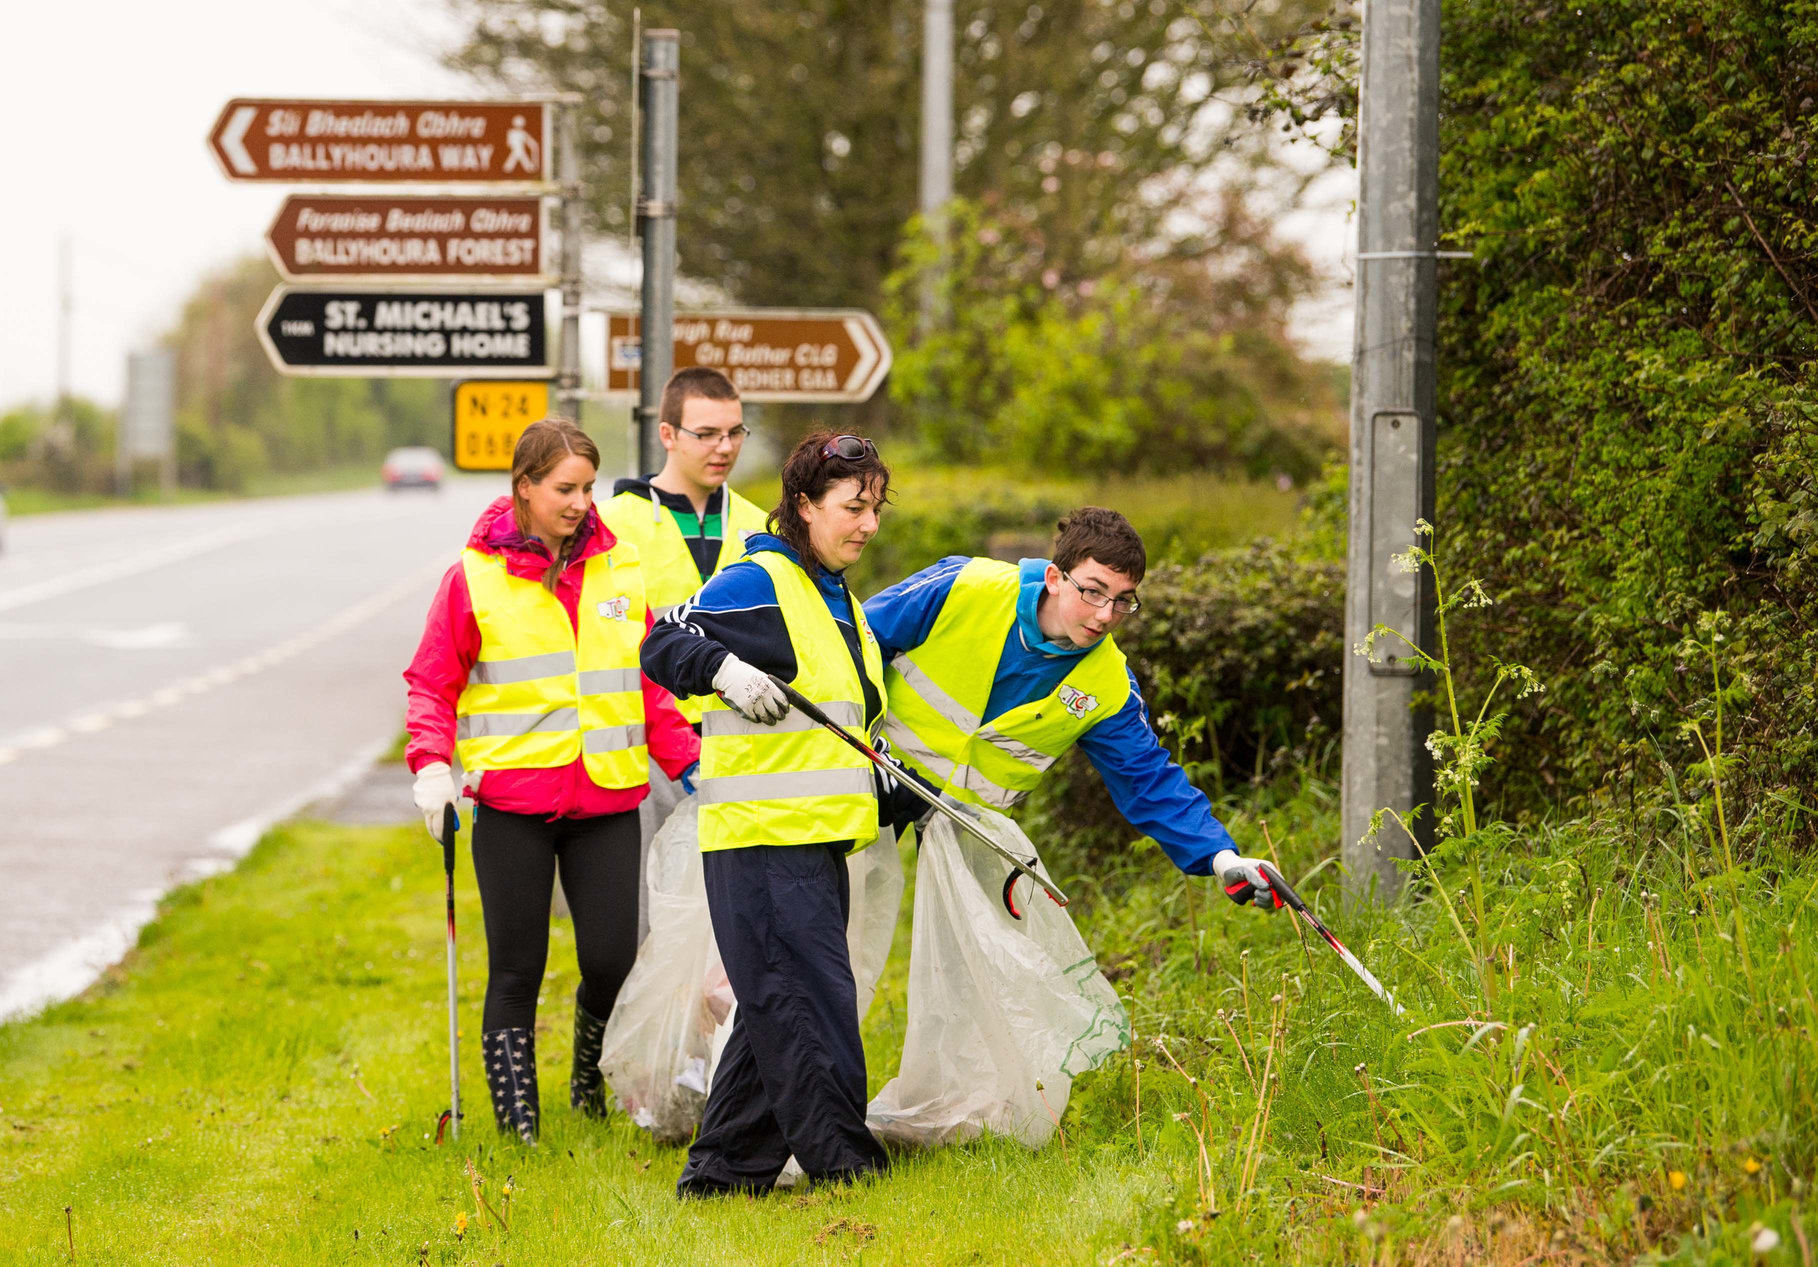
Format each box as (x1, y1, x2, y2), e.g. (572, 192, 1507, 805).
(1053, 507, 1146, 584)
(768, 431, 892, 577)
(511, 418, 602, 592)
(659, 366, 740, 431)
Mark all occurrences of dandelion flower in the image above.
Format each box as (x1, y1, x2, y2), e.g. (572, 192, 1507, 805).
(1744, 1158, 1762, 1175)
(1668, 1170, 1687, 1190)
(454, 1211, 468, 1237)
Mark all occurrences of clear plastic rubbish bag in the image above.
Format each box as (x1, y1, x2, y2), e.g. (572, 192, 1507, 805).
(596, 792, 717, 1141)
(598, 796, 905, 1142)
(866, 807, 1129, 1149)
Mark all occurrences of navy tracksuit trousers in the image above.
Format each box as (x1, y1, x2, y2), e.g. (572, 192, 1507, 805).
(676, 839, 889, 1195)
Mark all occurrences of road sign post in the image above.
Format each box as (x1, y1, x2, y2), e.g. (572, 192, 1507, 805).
(452, 380, 553, 471)
(257, 288, 550, 377)
(606, 310, 891, 404)
(637, 31, 681, 474)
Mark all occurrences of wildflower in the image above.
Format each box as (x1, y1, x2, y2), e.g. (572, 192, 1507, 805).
(1752, 1224, 1781, 1254)
(1744, 1157, 1762, 1175)
(454, 1211, 467, 1238)
(1668, 1170, 1687, 1190)
(1176, 1218, 1195, 1234)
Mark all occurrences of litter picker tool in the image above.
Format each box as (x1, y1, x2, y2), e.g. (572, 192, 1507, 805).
(763, 675, 1068, 919)
(436, 804, 463, 1142)
(1258, 862, 1404, 1016)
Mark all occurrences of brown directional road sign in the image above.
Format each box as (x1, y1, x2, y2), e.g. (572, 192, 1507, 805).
(208, 99, 551, 183)
(605, 310, 892, 403)
(265, 195, 546, 280)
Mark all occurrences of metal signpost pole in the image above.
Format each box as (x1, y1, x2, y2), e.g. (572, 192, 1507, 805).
(1341, 0, 1441, 902)
(637, 30, 680, 476)
(919, 0, 953, 331)
(557, 98, 584, 421)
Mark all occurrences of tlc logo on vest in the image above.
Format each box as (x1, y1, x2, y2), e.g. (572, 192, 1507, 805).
(597, 596, 631, 622)
(1057, 684, 1099, 719)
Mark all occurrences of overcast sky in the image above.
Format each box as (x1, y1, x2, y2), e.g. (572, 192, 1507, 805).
(0, 2, 1353, 413)
(0, 0, 472, 410)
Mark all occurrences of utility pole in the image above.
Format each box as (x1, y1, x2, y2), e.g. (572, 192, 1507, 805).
(1341, 0, 1442, 901)
(556, 97, 584, 422)
(636, 28, 680, 476)
(919, 0, 954, 329)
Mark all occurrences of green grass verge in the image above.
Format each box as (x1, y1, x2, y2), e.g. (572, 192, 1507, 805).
(3, 778, 1814, 1262)
(2, 463, 404, 519)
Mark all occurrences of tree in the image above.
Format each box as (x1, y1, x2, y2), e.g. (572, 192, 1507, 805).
(446, 0, 1336, 313)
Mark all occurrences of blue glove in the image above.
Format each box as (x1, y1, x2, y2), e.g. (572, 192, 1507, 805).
(679, 761, 700, 796)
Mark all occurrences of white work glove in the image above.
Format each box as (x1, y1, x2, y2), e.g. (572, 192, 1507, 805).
(1214, 850, 1284, 913)
(711, 654, 791, 725)
(411, 761, 467, 842)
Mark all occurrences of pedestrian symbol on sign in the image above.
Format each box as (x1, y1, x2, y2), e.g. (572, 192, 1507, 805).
(504, 116, 540, 174)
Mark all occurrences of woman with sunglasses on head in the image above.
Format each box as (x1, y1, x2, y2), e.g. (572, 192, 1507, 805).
(403, 419, 701, 1145)
(860, 507, 1277, 913)
(641, 432, 922, 1197)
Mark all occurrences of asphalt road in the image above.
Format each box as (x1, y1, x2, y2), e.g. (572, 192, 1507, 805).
(0, 477, 508, 1019)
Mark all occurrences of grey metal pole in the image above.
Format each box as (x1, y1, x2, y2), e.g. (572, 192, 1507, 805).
(919, 0, 954, 329)
(637, 29, 680, 476)
(1340, 0, 1441, 902)
(557, 99, 584, 421)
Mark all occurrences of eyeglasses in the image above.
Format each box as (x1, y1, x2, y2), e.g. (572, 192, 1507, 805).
(1061, 570, 1141, 615)
(673, 423, 751, 445)
(818, 435, 878, 462)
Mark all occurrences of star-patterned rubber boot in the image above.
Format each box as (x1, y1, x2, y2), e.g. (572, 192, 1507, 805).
(481, 1027, 540, 1144)
(570, 989, 610, 1118)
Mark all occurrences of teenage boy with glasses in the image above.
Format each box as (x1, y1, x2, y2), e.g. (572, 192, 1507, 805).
(605, 367, 769, 725)
(863, 506, 1284, 913)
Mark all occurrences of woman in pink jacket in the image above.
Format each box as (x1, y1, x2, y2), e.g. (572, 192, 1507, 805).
(404, 419, 699, 1144)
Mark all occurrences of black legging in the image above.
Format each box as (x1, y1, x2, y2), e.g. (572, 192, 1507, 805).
(471, 804, 642, 1032)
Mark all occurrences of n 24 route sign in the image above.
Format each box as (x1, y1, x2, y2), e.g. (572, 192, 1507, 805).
(606, 310, 891, 403)
(452, 380, 552, 472)
(209, 100, 551, 183)
(257, 289, 550, 378)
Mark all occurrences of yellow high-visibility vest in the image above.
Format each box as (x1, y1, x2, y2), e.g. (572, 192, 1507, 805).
(603, 485, 768, 723)
(881, 557, 1131, 810)
(697, 550, 885, 852)
(455, 544, 650, 788)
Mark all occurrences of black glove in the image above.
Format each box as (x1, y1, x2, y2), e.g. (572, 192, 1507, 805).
(872, 735, 941, 838)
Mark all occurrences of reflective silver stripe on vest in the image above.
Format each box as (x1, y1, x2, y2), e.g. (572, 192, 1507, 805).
(578, 667, 642, 695)
(703, 699, 864, 738)
(582, 724, 648, 753)
(889, 653, 982, 732)
(882, 716, 956, 779)
(457, 708, 581, 740)
(695, 767, 874, 805)
(881, 716, 1027, 808)
(469, 650, 577, 686)
(949, 763, 1023, 808)
(976, 726, 1061, 772)
(653, 603, 679, 621)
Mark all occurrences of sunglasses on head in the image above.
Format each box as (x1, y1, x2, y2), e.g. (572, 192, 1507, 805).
(818, 435, 878, 462)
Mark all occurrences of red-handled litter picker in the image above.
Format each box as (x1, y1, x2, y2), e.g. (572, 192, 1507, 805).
(435, 804, 462, 1142)
(1258, 861, 1404, 1017)
(764, 675, 1068, 919)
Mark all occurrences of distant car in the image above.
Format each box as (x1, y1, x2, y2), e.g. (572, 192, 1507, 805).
(381, 447, 445, 491)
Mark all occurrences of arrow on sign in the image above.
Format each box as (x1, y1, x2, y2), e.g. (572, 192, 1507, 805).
(842, 316, 883, 398)
(220, 105, 258, 175)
